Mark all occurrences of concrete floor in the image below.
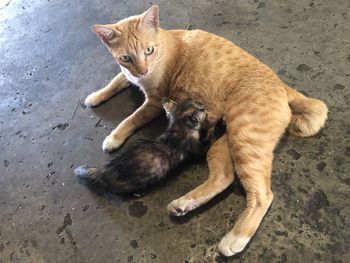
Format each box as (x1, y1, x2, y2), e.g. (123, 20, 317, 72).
(0, 0, 349, 262)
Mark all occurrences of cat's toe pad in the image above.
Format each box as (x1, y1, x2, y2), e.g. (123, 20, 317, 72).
(167, 197, 198, 216)
(218, 232, 250, 257)
(102, 135, 123, 152)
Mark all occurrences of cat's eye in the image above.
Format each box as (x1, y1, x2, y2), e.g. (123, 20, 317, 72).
(120, 55, 131, 62)
(145, 46, 154, 55)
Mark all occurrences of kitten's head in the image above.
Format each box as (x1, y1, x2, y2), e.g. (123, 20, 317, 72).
(162, 98, 218, 154)
(92, 6, 161, 78)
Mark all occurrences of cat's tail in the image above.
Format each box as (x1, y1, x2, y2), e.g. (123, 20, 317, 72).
(285, 85, 328, 137)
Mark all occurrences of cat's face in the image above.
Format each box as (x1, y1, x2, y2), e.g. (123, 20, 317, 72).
(91, 6, 160, 78)
(162, 98, 218, 146)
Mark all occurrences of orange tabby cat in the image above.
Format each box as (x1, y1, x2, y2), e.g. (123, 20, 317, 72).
(85, 6, 328, 256)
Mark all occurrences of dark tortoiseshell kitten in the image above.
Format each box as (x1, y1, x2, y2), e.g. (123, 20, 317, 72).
(74, 98, 218, 195)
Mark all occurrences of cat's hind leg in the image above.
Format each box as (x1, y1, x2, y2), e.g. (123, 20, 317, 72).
(167, 134, 234, 216)
(85, 72, 129, 107)
(218, 89, 291, 256)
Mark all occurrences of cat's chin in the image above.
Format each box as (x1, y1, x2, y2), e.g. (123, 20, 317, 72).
(120, 66, 150, 84)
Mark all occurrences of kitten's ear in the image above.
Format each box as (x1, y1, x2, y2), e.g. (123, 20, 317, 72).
(140, 5, 159, 30)
(91, 25, 119, 44)
(162, 97, 176, 116)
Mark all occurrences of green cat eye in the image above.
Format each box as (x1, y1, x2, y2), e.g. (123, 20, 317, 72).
(145, 46, 154, 55)
(120, 55, 131, 62)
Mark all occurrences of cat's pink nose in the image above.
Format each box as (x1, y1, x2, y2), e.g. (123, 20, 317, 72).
(139, 68, 148, 75)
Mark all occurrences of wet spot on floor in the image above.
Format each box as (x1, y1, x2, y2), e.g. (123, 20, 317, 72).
(215, 254, 230, 263)
(275, 230, 288, 237)
(56, 213, 73, 235)
(343, 178, 350, 187)
(0, 243, 5, 253)
(4, 160, 9, 167)
(128, 201, 148, 218)
(130, 240, 138, 249)
(345, 147, 350, 157)
(333, 84, 345, 90)
(305, 190, 330, 216)
(52, 123, 69, 131)
(31, 239, 38, 248)
(278, 68, 286, 75)
(65, 228, 77, 248)
(257, 2, 266, 8)
(56, 213, 76, 247)
(286, 149, 301, 160)
(296, 64, 311, 72)
(316, 162, 327, 172)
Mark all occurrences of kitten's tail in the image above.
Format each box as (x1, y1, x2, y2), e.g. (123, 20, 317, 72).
(74, 165, 126, 192)
(285, 85, 328, 137)
(74, 165, 101, 180)
(74, 162, 159, 195)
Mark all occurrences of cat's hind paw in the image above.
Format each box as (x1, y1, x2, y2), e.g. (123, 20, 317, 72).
(102, 135, 123, 152)
(218, 232, 250, 257)
(167, 197, 198, 216)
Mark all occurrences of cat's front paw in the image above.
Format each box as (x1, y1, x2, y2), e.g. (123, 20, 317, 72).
(167, 197, 198, 216)
(102, 135, 124, 152)
(85, 92, 104, 107)
(218, 232, 251, 257)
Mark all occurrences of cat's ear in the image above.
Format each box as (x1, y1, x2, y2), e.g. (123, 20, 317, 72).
(91, 25, 120, 44)
(140, 5, 159, 31)
(162, 97, 176, 116)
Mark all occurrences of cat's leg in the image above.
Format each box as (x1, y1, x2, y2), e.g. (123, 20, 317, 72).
(218, 93, 291, 256)
(167, 134, 234, 216)
(102, 96, 162, 151)
(85, 72, 129, 107)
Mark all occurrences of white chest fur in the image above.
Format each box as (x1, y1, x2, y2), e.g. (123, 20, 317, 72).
(121, 66, 139, 85)
(120, 65, 164, 96)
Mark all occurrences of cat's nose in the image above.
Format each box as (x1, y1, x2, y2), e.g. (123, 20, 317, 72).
(139, 68, 148, 75)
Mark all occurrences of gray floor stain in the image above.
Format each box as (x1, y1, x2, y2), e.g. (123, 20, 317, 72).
(128, 201, 148, 218)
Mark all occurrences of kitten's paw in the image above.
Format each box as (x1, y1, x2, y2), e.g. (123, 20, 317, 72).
(85, 92, 103, 107)
(102, 135, 123, 152)
(167, 197, 198, 216)
(218, 232, 251, 257)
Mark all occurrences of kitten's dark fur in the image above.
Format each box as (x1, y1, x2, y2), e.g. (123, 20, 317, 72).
(74, 98, 218, 195)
